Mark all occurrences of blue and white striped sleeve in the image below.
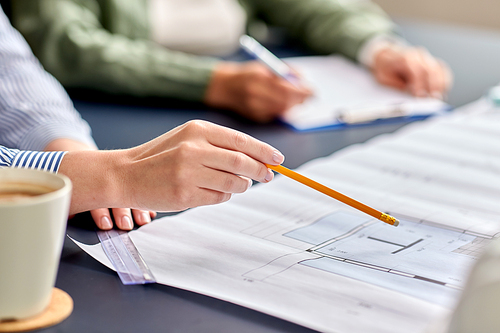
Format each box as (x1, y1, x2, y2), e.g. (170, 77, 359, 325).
(0, 9, 97, 151)
(0, 146, 66, 173)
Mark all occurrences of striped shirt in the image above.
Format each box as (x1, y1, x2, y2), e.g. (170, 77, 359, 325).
(0, 147, 66, 172)
(0, 8, 95, 172)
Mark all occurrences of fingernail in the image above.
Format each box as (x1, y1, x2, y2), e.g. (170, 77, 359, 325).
(265, 169, 274, 182)
(141, 212, 151, 224)
(122, 215, 133, 230)
(246, 178, 253, 190)
(273, 150, 284, 164)
(101, 216, 113, 229)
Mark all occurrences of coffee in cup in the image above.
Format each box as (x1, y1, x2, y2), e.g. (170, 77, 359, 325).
(0, 168, 72, 321)
(0, 182, 56, 202)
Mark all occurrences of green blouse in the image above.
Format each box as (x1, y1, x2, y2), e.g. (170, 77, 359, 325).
(12, 0, 396, 101)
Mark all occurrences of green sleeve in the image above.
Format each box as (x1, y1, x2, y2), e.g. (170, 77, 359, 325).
(243, 0, 398, 60)
(12, 0, 219, 101)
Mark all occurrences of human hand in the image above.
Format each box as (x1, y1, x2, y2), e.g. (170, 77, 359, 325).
(372, 46, 452, 99)
(59, 120, 285, 215)
(204, 61, 313, 123)
(45, 138, 156, 230)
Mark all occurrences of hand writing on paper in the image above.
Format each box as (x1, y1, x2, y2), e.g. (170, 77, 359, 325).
(204, 62, 312, 123)
(372, 46, 452, 100)
(58, 120, 285, 217)
(45, 138, 156, 230)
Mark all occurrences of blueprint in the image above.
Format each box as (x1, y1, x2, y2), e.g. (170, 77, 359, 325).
(285, 211, 483, 306)
(75, 98, 500, 333)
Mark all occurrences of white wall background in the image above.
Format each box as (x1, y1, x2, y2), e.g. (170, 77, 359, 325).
(373, 0, 500, 31)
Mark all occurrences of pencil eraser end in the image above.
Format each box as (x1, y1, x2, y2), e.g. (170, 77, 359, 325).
(393, 219, 400, 227)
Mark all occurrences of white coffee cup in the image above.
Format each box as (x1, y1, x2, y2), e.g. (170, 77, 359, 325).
(0, 168, 72, 321)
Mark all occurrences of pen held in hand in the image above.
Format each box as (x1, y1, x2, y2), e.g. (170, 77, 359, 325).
(239, 35, 302, 88)
(266, 164, 399, 227)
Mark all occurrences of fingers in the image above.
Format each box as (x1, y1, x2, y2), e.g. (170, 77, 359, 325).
(285, 66, 314, 98)
(174, 120, 284, 171)
(110, 208, 134, 230)
(250, 71, 312, 118)
(122, 119, 285, 212)
(197, 121, 285, 167)
(246, 62, 312, 101)
(90, 208, 114, 230)
(404, 48, 450, 98)
(184, 188, 232, 208)
(168, 122, 277, 184)
(403, 49, 429, 97)
(200, 145, 274, 183)
(196, 167, 260, 194)
(204, 61, 312, 123)
(373, 46, 452, 99)
(111, 208, 155, 230)
(419, 49, 447, 98)
(131, 209, 153, 226)
(375, 70, 407, 91)
(90, 208, 155, 230)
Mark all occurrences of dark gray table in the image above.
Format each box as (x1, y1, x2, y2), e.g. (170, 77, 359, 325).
(38, 20, 500, 332)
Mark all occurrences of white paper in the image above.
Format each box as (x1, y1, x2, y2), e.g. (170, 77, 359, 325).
(281, 55, 448, 131)
(74, 98, 500, 333)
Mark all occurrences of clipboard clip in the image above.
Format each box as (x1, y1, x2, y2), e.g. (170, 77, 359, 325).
(337, 104, 409, 124)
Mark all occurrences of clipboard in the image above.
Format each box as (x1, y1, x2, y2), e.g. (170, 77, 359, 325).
(280, 55, 451, 132)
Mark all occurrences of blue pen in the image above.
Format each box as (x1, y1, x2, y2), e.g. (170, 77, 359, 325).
(239, 35, 301, 87)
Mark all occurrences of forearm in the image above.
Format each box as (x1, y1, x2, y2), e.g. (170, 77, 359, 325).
(356, 34, 408, 68)
(13, 0, 218, 101)
(247, 0, 397, 59)
(44, 138, 97, 152)
(53, 30, 217, 100)
(58, 150, 127, 215)
(48, 139, 128, 215)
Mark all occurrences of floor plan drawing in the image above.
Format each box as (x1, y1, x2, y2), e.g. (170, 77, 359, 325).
(283, 211, 489, 306)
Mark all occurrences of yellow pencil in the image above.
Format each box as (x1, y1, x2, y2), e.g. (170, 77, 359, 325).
(266, 164, 399, 227)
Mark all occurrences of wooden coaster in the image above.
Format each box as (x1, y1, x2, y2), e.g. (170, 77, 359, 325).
(0, 288, 73, 332)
